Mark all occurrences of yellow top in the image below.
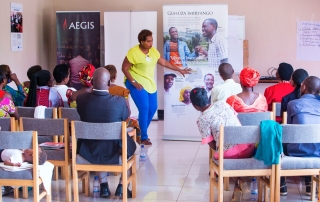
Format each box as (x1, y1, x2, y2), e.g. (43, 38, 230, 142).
(126, 45, 160, 93)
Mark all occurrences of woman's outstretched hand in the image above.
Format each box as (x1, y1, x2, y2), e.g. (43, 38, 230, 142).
(179, 68, 192, 77)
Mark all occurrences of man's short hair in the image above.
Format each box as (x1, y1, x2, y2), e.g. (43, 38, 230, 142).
(204, 73, 214, 80)
(53, 64, 70, 83)
(205, 18, 218, 30)
(303, 76, 320, 95)
(277, 63, 293, 81)
(169, 27, 176, 32)
(164, 73, 177, 79)
(218, 63, 234, 80)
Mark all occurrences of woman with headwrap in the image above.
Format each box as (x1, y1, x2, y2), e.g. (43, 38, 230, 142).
(226, 67, 267, 112)
(281, 69, 309, 115)
(179, 86, 192, 105)
(66, 64, 95, 108)
(25, 70, 63, 107)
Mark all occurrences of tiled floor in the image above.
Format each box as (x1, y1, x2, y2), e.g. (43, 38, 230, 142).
(2, 121, 317, 201)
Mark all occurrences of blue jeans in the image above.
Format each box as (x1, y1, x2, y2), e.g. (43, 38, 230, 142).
(125, 80, 158, 141)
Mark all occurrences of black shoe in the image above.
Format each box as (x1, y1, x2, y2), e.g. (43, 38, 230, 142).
(280, 182, 287, 196)
(100, 182, 110, 197)
(115, 184, 132, 198)
(306, 183, 311, 196)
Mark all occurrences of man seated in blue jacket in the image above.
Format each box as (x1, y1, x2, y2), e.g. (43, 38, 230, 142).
(281, 76, 320, 196)
(163, 27, 198, 68)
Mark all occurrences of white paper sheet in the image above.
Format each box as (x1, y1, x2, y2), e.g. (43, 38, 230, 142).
(297, 21, 320, 61)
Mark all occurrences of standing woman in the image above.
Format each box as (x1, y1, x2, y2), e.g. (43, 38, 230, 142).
(122, 29, 191, 145)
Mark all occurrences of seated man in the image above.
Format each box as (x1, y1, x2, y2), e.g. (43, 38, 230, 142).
(52, 64, 76, 102)
(211, 63, 242, 103)
(76, 67, 137, 198)
(281, 76, 320, 196)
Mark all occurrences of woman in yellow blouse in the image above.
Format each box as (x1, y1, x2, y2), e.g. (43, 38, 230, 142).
(122, 29, 191, 145)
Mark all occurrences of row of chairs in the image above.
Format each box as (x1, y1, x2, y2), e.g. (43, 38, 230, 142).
(3, 107, 136, 201)
(209, 104, 320, 202)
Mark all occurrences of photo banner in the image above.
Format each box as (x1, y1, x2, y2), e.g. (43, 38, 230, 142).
(56, 12, 100, 67)
(163, 4, 228, 141)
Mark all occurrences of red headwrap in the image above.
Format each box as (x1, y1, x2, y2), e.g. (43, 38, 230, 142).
(239, 67, 260, 87)
(79, 64, 95, 87)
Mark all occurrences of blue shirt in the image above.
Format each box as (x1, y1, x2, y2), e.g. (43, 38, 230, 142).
(286, 94, 320, 157)
(163, 40, 197, 68)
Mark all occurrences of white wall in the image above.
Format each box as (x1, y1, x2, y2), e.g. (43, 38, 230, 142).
(0, 0, 53, 87)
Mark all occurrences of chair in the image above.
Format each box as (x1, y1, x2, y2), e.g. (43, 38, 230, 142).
(210, 125, 275, 202)
(0, 117, 16, 131)
(71, 121, 137, 202)
(58, 107, 80, 124)
(237, 112, 273, 126)
(272, 102, 281, 121)
(19, 117, 73, 202)
(212, 111, 273, 191)
(0, 131, 51, 202)
(275, 124, 320, 202)
(16, 107, 58, 118)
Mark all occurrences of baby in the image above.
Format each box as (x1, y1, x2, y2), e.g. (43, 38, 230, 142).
(0, 147, 47, 167)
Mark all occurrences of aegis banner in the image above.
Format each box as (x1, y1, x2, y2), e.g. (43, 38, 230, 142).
(56, 12, 100, 68)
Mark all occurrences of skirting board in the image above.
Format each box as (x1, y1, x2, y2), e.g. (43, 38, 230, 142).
(162, 135, 201, 142)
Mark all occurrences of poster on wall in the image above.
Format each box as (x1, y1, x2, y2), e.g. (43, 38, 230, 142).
(163, 4, 228, 141)
(56, 11, 100, 74)
(11, 3, 23, 51)
(297, 21, 320, 61)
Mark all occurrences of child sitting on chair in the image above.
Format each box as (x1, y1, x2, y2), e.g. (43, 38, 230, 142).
(0, 147, 47, 167)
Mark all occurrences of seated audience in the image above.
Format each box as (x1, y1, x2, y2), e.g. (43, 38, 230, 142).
(281, 68, 309, 115)
(180, 87, 192, 105)
(52, 64, 76, 102)
(22, 65, 42, 94)
(0, 69, 19, 119)
(0, 64, 26, 106)
(226, 67, 267, 112)
(211, 63, 242, 103)
(190, 88, 255, 201)
(25, 70, 63, 107)
(0, 147, 47, 166)
(66, 64, 95, 108)
(76, 67, 137, 198)
(104, 65, 141, 139)
(281, 76, 320, 196)
(264, 63, 294, 122)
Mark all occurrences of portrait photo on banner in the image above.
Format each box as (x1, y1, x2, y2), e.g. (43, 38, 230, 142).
(163, 4, 228, 140)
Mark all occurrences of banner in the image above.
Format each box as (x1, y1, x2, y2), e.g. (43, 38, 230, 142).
(163, 4, 228, 141)
(11, 3, 23, 51)
(56, 12, 100, 67)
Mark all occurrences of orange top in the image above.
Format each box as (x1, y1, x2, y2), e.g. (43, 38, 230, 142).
(226, 94, 268, 113)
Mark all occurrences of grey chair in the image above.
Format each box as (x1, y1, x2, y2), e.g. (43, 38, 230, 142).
(0, 117, 16, 131)
(19, 117, 72, 202)
(0, 131, 51, 201)
(275, 124, 320, 202)
(58, 107, 80, 125)
(237, 112, 273, 126)
(71, 121, 137, 201)
(210, 125, 275, 202)
(16, 107, 58, 119)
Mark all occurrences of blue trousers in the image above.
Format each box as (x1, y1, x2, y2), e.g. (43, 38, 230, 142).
(125, 80, 158, 141)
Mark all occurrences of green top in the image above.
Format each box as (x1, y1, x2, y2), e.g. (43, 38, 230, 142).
(126, 45, 160, 93)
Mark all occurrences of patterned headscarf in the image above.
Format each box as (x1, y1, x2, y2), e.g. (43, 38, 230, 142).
(179, 86, 192, 102)
(79, 64, 95, 87)
(239, 67, 260, 87)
